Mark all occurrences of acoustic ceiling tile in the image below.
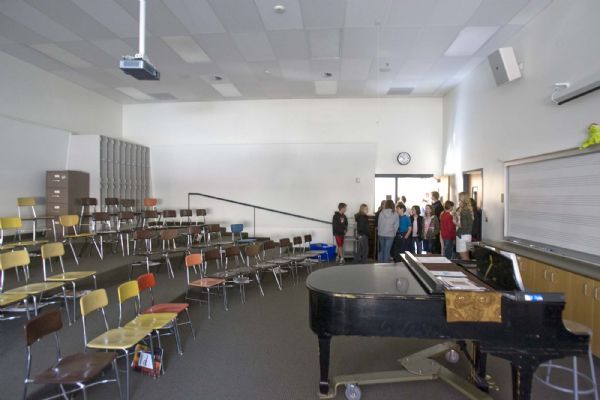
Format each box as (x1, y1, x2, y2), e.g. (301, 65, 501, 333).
(162, 0, 225, 34)
(467, 0, 530, 26)
(386, 0, 436, 27)
(71, 0, 138, 38)
(300, 0, 346, 29)
(268, 29, 309, 59)
(344, 0, 392, 28)
(232, 32, 276, 62)
(207, 0, 265, 33)
(308, 29, 341, 59)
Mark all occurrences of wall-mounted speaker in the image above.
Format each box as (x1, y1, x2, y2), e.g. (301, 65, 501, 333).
(488, 47, 522, 86)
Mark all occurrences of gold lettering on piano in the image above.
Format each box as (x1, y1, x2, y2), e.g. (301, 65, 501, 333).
(445, 291, 502, 323)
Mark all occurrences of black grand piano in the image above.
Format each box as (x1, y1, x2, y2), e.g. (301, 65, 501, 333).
(307, 246, 588, 400)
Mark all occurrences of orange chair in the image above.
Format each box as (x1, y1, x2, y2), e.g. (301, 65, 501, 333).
(143, 198, 158, 210)
(184, 253, 227, 319)
(137, 273, 195, 342)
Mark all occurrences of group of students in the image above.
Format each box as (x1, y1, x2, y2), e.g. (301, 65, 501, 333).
(331, 191, 481, 265)
(374, 191, 480, 262)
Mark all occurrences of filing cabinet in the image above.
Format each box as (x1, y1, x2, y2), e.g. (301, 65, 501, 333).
(46, 171, 89, 230)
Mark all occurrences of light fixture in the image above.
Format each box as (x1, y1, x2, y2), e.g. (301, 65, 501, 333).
(212, 83, 242, 97)
(444, 26, 499, 57)
(273, 5, 286, 14)
(264, 69, 272, 75)
(212, 75, 223, 81)
(314, 81, 338, 95)
(162, 36, 210, 63)
(116, 87, 155, 101)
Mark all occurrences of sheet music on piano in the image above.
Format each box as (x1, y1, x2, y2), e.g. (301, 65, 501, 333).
(437, 277, 488, 291)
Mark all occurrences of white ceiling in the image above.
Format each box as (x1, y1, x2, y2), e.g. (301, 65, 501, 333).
(0, 0, 553, 103)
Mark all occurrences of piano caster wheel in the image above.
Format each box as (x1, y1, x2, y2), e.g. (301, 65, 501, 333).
(445, 349, 460, 364)
(345, 384, 362, 400)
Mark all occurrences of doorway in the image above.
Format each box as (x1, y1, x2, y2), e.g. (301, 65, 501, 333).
(462, 169, 483, 208)
(374, 174, 441, 211)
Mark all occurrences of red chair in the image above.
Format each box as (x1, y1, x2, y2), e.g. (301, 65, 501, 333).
(137, 273, 196, 343)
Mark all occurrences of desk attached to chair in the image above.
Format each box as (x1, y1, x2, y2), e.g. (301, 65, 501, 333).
(306, 250, 589, 400)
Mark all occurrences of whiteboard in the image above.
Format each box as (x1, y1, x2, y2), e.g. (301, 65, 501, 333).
(504, 147, 600, 264)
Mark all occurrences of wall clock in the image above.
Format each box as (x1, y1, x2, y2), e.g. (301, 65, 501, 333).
(397, 152, 411, 165)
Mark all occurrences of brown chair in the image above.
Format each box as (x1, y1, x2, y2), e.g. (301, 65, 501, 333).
(179, 209, 192, 226)
(259, 241, 287, 290)
(142, 210, 160, 228)
(223, 246, 254, 303)
(120, 199, 136, 212)
(23, 309, 121, 400)
(92, 212, 118, 256)
(158, 229, 181, 279)
(79, 197, 98, 231)
(184, 225, 204, 248)
(117, 212, 136, 256)
(184, 254, 227, 319)
(195, 209, 207, 225)
(104, 197, 119, 214)
(161, 210, 177, 226)
(129, 229, 160, 279)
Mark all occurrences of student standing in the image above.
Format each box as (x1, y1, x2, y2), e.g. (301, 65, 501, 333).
(455, 193, 474, 260)
(377, 200, 398, 263)
(354, 204, 370, 263)
(440, 201, 456, 259)
(392, 203, 412, 259)
(470, 198, 482, 242)
(422, 204, 439, 253)
(332, 203, 348, 264)
(431, 191, 443, 253)
(409, 206, 424, 254)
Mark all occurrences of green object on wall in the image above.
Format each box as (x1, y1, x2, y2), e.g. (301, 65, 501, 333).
(580, 123, 600, 149)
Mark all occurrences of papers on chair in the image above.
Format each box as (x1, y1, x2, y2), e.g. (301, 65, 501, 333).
(431, 270, 467, 278)
(438, 277, 487, 291)
(417, 256, 451, 264)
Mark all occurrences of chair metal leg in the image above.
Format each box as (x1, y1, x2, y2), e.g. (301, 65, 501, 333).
(173, 319, 183, 355)
(113, 358, 123, 400)
(92, 237, 103, 260)
(185, 308, 196, 340)
(206, 288, 211, 319)
(124, 350, 130, 400)
(223, 284, 228, 311)
(255, 272, 265, 296)
(589, 346, 600, 400)
(62, 286, 72, 326)
(67, 240, 80, 265)
(573, 356, 579, 399)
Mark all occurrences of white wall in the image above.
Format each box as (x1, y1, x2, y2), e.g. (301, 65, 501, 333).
(442, 0, 600, 242)
(0, 50, 122, 138)
(0, 116, 70, 219)
(66, 135, 101, 201)
(123, 98, 442, 243)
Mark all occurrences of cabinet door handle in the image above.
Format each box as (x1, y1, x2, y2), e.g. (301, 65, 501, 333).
(584, 283, 589, 296)
(543, 270, 549, 280)
(550, 272, 556, 283)
(595, 287, 599, 301)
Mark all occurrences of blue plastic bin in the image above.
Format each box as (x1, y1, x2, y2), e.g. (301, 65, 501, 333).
(309, 243, 336, 262)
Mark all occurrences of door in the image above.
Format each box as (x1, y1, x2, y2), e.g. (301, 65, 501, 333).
(374, 175, 441, 211)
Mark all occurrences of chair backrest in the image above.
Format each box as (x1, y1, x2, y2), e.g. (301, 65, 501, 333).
(204, 249, 221, 262)
(143, 210, 159, 219)
(160, 229, 178, 241)
(280, 238, 291, 247)
(180, 209, 192, 217)
(244, 244, 260, 257)
(304, 234, 312, 243)
(0, 217, 23, 230)
(134, 229, 155, 240)
(80, 197, 98, 206)
(120, 199, 135, 210)
(144, 198, 158, 208)
(230, 224, 243, 234)
(225, 246, 242, 257)
(17, 197, 37, 207)
(104, 197, 119, 206)
(263, 240, 278, 251)
(137, 273, 156, 292)
(119, 212, 135, 221)
(196, 209, 207, 216)
(59, 214, 79, 228)
(93, 212, 111, 222)
(117, 280, 140, 307)
(80, 289, 109, 316)
(41, 242, 65, 259)
(206, 224, 221, 233)
(188, 225, 202, 235)
(25, 309, 62, 346)
(0, 249, 30, 270)
(162, 210, 176, 219)
(293, 236, 302, 246)
(185, 253, 202, 268)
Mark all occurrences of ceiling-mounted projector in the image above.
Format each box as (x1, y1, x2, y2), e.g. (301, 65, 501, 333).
(120, 0, 160, 81)
(120, 56, 160, 80)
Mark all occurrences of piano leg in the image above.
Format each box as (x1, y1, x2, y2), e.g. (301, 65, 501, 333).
(471, 343, 489, 392)
(318, 335, 331, 395)
(510, 355, 537, 400)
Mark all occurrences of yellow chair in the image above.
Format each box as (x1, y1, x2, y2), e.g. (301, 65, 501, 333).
(17, 197, 56, 241)
(80, 289, 152, 400)
(117, 280, 182, 356)
(0, 292, 29, 321)
(59, 215, 102, 265)
(41, 242, 97, 321)
(1, 250, 70, 322)
(0, 217, 48, 251)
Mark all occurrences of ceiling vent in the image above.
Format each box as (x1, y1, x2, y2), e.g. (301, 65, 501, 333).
(387, 87, 414, 95)
(149, 93, 177, 100)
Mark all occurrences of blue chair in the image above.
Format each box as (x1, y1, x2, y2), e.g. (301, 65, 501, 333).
(230, 224, 256, 245)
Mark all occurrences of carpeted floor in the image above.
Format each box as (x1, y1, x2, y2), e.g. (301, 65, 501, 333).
(1, 250, 598, 400)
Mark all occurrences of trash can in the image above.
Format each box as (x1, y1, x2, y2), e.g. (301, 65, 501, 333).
(309, 243, 336, 262)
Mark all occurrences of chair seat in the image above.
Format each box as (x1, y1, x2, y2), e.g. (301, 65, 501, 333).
(286, 255, 306, 261)
(64, 233, 95, 239)
(268, 258, 291, 264)
(143, 303, 188, 314)
(233, 276, 251, 285)
(252, 262, 276, 270)
(190, 278, 225, 288)
(0, 244, 16, 251)
(34, 352, 117, 385)
(209, 271, 239, 279)
(2, 240, 48, 249)
(87, 327, 149, 350)
(124, 313, 177, 331)
(0, 292, 28, 307)
(6, 282, 64, 295)
(47, 271, 96, 281)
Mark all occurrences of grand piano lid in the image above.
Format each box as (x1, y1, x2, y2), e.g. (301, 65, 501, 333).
(306, 264, 427, 298)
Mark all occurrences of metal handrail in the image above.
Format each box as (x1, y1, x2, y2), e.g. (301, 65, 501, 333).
(187, 192, 331, 236)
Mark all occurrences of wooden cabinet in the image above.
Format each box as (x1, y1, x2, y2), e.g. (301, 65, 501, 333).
(516, 254, 598, 356)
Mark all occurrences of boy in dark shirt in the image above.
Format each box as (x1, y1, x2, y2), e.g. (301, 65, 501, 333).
(332, 203, 348, 264)
(354, 204, 370, 263)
